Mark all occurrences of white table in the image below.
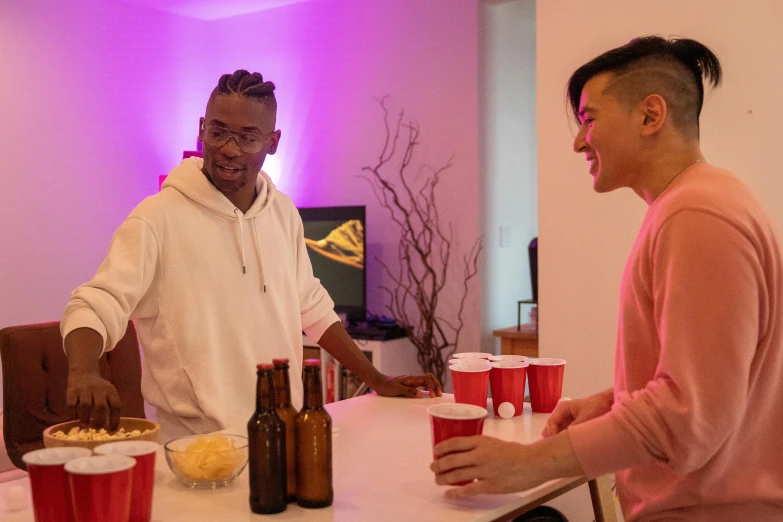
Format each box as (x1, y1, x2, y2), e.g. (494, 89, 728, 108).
(0, 394, 614, 521)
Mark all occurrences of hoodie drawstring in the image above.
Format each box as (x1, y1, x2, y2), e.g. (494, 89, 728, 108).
(233, 209, 247, 274)
(233, 209, 267, 293)
(251, 219, 267, 293)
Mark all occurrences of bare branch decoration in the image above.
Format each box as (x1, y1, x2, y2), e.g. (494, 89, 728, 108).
(360, 97, 483, 384)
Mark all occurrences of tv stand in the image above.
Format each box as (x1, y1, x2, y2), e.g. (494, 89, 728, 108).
(345, 322, 408, 341)
(302, 334, 421, 378)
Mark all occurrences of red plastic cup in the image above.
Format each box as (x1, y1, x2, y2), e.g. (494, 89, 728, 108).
(450, 360, 491, 408)
(527, 358, 566, 413)
(65, 455, 136, 522)
(427, 403, 487, 486)
(94, 441, 159, 522)
(489, 361, 529, 417)
(22, 447, 93, 522)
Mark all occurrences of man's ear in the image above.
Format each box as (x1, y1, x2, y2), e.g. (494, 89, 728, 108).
(639, 94, 666, 136)
(197, 117, 205, 143)
(267, 129, 282, 155)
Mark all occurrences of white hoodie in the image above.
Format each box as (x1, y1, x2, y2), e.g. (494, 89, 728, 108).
(61, 157, 339, 440)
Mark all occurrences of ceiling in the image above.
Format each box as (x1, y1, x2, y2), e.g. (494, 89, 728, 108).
(116, 0, 312, 21)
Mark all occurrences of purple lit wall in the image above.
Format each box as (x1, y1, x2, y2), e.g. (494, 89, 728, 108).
(0, 0, 481, 351)
(0, 0, 198, 326)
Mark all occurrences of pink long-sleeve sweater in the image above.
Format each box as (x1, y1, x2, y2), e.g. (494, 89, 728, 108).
(568, 163, 783, 521)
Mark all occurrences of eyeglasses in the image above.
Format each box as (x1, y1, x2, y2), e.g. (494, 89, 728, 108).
(200, 121, 274, 153)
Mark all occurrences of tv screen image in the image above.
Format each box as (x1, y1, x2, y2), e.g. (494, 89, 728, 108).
(304, 219, 364, 270)
(298, 206, 366, 323)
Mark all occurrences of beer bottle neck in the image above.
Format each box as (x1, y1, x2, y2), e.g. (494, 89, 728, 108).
(273, 365, 292, 408)
(255, 370, 275, 412)
(302, 366, 323, 409)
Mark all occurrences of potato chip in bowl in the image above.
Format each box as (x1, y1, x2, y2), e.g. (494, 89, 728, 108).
(164, 434, 248, 488)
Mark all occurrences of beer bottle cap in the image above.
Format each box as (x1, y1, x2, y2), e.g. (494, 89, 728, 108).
(272, 358, 289, 365)
(256, 363, 274, 370)
(303, 359, 321, 367)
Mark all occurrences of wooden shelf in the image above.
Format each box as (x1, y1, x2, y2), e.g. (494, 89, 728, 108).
(492, 325, 538, 358)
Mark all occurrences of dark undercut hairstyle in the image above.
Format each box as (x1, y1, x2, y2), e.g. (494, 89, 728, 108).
(208, 69, 277, 112)
(567, 36, 722, 139)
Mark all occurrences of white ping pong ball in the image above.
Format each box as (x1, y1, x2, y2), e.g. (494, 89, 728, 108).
(498, 402, 515, 419)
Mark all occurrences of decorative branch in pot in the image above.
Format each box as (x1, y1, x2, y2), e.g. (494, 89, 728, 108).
(360, 97, 483, 384)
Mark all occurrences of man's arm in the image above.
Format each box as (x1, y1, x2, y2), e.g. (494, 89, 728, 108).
(317, 321, 442, 398)
(430, 431, 584, 498)
(64, 327, 122, 430)
(62, 217, 159, 430)
(569, 210, 764, 480)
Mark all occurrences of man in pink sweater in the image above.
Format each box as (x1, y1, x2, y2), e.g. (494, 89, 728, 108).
(430, 36, 783, 521)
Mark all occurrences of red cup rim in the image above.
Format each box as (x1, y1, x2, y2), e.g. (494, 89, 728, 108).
(490, 361, 529, 369)
(451, 352, 493, 359)
(447, 358, 487, 365)
(449, 361, 491, 372)
(93, 441, 160, 457)
(488, 355, 528, 362)
(427, 403, 488, 420)
(64, 455, 136, 475)
(22, 447, 92, 466)
(528, 358, 566, 366)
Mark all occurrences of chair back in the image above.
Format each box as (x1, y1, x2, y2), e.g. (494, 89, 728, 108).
(0, 321, 145, 470)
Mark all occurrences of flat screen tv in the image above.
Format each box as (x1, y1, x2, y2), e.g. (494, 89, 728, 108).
(297, 205, 366, 324)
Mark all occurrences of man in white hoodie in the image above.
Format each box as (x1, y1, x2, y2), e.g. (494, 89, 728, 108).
(62, 70, 442, 441)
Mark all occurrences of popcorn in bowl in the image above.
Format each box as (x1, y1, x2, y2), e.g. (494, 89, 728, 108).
(51, 426, 154, 441)
(42, 417, 160, 450)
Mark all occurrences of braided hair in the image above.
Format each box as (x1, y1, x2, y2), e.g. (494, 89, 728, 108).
(208, 69, 277, 112)
(567, 36, 722, 139)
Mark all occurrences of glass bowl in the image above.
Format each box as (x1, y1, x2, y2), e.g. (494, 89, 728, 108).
(164, 434, 248, 489)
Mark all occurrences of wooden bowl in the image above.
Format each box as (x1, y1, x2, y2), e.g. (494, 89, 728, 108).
(43, 417, 160, 451)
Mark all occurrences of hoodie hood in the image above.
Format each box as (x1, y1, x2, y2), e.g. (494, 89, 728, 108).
(162, 157, 276, 219)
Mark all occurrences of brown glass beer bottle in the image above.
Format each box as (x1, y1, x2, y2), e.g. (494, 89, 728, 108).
(295, 359, 333, 508)
(272, 358, 298, 503)
(247, 363, 287, 514)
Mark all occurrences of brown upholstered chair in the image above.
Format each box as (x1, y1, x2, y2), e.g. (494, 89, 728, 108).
(0, 321, 145, 470)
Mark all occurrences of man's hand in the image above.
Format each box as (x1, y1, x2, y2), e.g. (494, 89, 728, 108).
(429, 432, 584, 499)
(66, 371, 122, 431)
(542, 388, 614, 438)
(372, 374, 443, 398)
(64, 327, 122, 431)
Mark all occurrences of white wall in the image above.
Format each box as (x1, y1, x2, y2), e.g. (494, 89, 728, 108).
(479, 0, 538, 354)
(537, 0, 783, 398)
(0, 1, 195, 328)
